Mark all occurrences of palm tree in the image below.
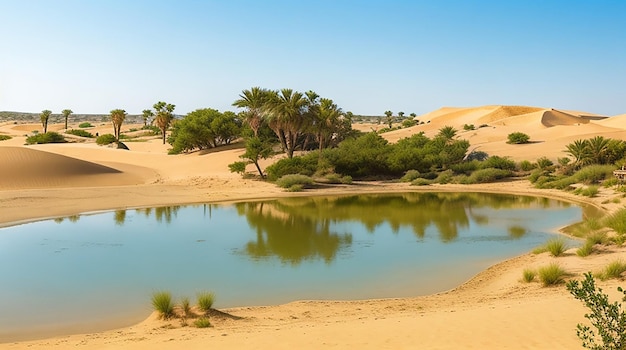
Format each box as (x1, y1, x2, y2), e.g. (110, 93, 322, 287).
(265, 89, 309, 158)
(154, 101, 176, 144)
(61, 109, 73, 130)
(110, 109, 127, 140)
(40, 110, 52, 133)
(587, 136, 610, 165)
(437, 125, 458, 142)
(384, 110, 393, 128)
(314, 98, 342, 153)
(232, 87, 270, 137)
(565, 139, 591, 167)
(142, 109, 154, 127)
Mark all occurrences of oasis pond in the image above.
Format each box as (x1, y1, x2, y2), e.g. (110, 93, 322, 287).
(0, 192, 588, 341)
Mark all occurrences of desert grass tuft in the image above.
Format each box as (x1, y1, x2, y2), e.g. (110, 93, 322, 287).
(576, 241, 594, 257)
(522, 268, 536, 283)
(180, 297, 193, 319)
(533, 238, 567, 257)
(538, 263, 567, 286)
(194, 317, 212, 328)
(598, 260, 626, 280)
(197, 291, 215, 314)
(152, 291, 175, 320)
(603, 208, 626, 234)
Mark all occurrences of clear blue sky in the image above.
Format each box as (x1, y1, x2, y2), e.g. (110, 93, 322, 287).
(1, 0, 625, 116)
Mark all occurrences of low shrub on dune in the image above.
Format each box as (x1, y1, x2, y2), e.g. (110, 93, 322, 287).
(152, 291, 175, 320)
(538, 263, 567, 286)
(598, 260, 626, 280)
(197, 291, 215, 314)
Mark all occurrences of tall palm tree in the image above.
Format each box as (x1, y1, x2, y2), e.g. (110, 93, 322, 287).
(154, 101, 176, 144)
(110, 109, 127, 140)
(40, 110, 52, 133)
(232, 87, 270, 137)
(565, 139, 591, 167)
(266, 89, 309, 158)
(314, 98, 342, 153)
(61, 109, 73, 130)
(142, 109, 154, 127)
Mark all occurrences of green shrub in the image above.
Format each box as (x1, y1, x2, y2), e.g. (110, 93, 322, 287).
(518, 160, 535, 171)
(598, 260, 626, 280)
(266, 154, 318, 181)
(180, 297, 193, 319)
(194, 317, 212, 328)
(340, 175, 353, 184)
(576, 241, 594, 257)
(96, 133, 117, 145)
(151, 291, 175, 320)
(402, 119, 417, 128)
(574, 164, 617, 184)
(522, 268, 536, 283)
(482, 156, 516, 170)
(78, 122, 93, 128)
(197, 291, 215, 314)
(538, 263, 567, 286)
(228, 161, 247, 175)
(463, 124, 475, 131)
(603, 178, 620, 188)
(507, 132, 530, 144)
(536, 157, 554, 169)
(25, 132, 66, 144)
(411, 178, 432, 186)
(434, 170, 453, 184)
(468, 168, 512, 183)
(285, 184, 304, 192)
(450, 160, 481, 175)
(533, 238, 567, 257)
(275, 174, 314, 189)
(567, 272, 626, 349)
(401, 170, 421, 182)
(575, 185, 599, 197)
(0, 134, 12, 141)
(66, 129, 93, 138)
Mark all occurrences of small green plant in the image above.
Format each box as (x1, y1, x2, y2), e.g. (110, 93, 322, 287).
(194, 317, 212, 328)
(518, 160, 535, 171)
(151, 291, 175, 320)
(604, 208, 626, 234)
(275, 174, 314, 189)
(599, 260, 626, 280)
(463, 124, 475, 131)
(522, 268, 536, 283)
(0, 134, 11, 141)
(577, 241, 595, 257)
(576, 185, 599, 197)
(180, 297, 193, 318)
(536, 157, 554, 169)
(340, 175, 353, 184)
(538, 263, 567, 286)
(401, 169, 421, 182)
(66, 129, 94, 138)
(566, 272, 626, 349)
(25, 131, 66, 144)
(197, 291, 215, 314)
(96, 133, 117, 145)
(507, 132, 530, 144)
(78, 122, 93, 128)
(545, 238, 568, 257)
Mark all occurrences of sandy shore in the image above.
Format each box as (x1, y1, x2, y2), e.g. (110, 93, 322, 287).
(1, 108, 625, 349)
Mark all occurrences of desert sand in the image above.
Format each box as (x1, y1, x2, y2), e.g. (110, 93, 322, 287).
(1, 105, 625, 349)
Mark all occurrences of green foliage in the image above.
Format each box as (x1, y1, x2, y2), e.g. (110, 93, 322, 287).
(577, 241, 595, 257)
(275, 174, 314, 189)
(325, 132, 394, 177)
(411, 178, 433, 186)
(168, 108, 241, 154)
(228, 161, 247, 175)
(465, 150, 489, 161)
(266, 153, 319, 181)
(522, 268, 536, 283)
(25, 131, 66, 144)
(534, 238, 567, 257)
(599, 260, 626, 281)
(0, 134, 12, 141)
(194, 317, 212, 328)
(575, 185, 600, 197)
(566, 272, 626, 349)
(482, 156, 516, 170)
(519, 160, 536, 171)
(78, 122, 93, 128)
(604, 209, 626, 234)
(196, 291, 215, 314)
(538, 263, 567, 286)
(536, 157, 554, 169)
(66, 129, 93, 138)
(400, 170, 421, 182)
(237, 136, 274, 178)
(151, 291, 175, 320)
(96, 133, 117, 145)
(575, 165, 617, 184)
(566, 137, 626, 167)
(507, 132, 530, 144)
(450, 160, 480, 175)
(604, 178, 620, 188)
(437, 125, 457, 140)
(467, 168, 512, 183)
(463, 124, 475, 131)
(402, 119, 417, 128)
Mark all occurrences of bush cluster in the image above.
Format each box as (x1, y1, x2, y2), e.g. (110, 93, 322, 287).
(507, 132, 530, 144)
(0, 134, 12, 141)
(25, 132, 66, 144)
(66, 129, 94, 138)
(96, 133, 117, 145)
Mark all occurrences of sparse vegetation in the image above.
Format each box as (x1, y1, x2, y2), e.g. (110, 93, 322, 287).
(196, 291, 215, 314)
(25, 131, 66, 144)
(96, 133, 117, 145)
(152, 291, 175, 320)
(0, 135, 11, 141)
(598, 260, 626, 280)
(275, 174, 314, 190)
(567, 272, 626, 349)
(538, 263, 567, 286)
(78, 122, 93, 128)
(533, 238, 568, 257)
(577, 241, 595, 257)
(194, 317, 212, 328)
(66, 129, 94, 138)
(604, 208, 626, 235)
(522, 268, 536, 282)
(507, 132, 530, 144)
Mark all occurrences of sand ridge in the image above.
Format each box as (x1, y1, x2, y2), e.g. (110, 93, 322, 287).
(1, 106, 626, 349)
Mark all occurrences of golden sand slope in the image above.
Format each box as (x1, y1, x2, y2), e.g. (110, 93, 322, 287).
(0, 147, 145, 189)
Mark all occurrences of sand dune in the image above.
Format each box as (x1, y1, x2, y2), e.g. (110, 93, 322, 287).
(594, 113, 626, 129)
(0, 147, 147, 189)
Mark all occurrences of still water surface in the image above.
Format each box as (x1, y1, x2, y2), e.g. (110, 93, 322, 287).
(0, 193, 584, 340)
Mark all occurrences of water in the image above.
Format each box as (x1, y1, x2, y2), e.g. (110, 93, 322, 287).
(0, 192, 584, 341)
